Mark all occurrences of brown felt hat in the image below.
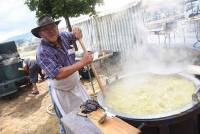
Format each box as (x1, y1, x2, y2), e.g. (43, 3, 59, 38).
(31, 16, 61, 38)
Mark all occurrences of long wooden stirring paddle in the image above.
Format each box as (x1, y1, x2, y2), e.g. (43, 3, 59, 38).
(78, 39, 105, 95)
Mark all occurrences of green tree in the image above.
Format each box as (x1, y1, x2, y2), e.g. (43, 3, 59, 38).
(25, 0, 103, 32)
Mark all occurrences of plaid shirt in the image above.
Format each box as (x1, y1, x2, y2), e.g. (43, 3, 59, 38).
(37, 32, 76, 79)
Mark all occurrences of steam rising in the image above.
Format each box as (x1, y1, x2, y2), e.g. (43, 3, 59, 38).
(121, 46, 198, 76)
(0, 52, 20, 65)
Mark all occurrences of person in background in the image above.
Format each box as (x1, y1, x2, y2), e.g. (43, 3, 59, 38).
(23, 58, 45, 94)
(32, 16, 92, 134)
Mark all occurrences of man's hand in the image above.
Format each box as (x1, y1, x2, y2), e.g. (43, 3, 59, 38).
(72, 27, 82, 39)
(81, 52, 93, 65)
(55, 52, 93, 80)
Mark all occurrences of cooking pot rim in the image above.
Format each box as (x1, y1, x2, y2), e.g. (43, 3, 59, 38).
(98, 92, 198, 119)
(97, 72, 200, 119)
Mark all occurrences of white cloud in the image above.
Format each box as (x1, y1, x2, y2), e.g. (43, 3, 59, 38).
(0, 0, 146, 42)
(0, 0, 37, 42)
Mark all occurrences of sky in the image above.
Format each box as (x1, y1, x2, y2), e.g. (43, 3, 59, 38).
(0, 0, 139, 42)
(0, 0, 173, 42)
(0, 0, 37, 42)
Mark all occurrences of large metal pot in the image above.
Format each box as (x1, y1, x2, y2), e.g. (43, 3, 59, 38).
(97, 72, 200, 134)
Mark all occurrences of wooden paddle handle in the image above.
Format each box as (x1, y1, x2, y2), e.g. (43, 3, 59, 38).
(78, 39, 105, 94)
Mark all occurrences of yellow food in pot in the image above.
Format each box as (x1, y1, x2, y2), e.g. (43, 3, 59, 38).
(105, 74, 195, 115)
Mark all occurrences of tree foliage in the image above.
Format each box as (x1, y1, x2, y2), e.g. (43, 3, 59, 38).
(25, 0, 103, 31)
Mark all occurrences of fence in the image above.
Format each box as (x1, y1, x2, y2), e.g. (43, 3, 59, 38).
(72, 1, 145, 58)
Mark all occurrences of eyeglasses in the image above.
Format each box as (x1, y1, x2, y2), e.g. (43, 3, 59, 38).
(40, 24, 57, 32)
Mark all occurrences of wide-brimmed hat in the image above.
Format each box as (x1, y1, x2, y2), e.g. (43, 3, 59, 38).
(31, 16, 61, 38)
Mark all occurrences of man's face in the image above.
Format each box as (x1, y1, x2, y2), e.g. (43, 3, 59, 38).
(39, 23, 59, 43)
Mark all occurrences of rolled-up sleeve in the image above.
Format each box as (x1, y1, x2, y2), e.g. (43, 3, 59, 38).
(37, 50, 62, 79)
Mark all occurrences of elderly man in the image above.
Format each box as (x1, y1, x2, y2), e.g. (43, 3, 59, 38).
(31, 16, 93, 134)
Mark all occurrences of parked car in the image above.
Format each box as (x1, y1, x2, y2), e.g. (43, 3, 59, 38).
(0, 41, 30, 97)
